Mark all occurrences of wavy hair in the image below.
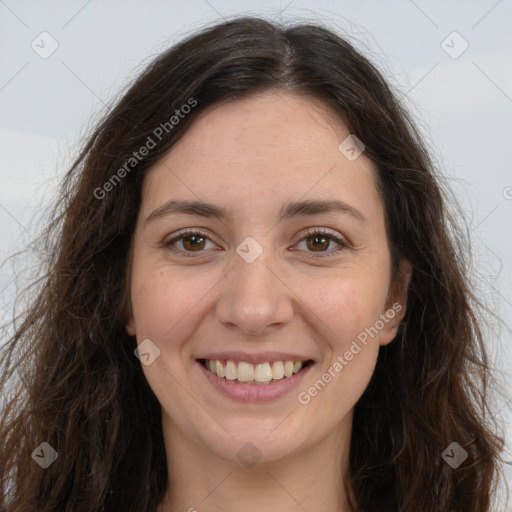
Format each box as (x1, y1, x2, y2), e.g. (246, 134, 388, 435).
(0, 16, 505, 512)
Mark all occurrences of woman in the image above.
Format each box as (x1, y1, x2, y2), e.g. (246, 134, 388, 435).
(0, 16, 505, 512)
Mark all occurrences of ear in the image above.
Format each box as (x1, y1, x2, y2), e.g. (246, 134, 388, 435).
(379, 259, 412, 347)
(124, 300, 137, 337)
(124, 245, 137, 337)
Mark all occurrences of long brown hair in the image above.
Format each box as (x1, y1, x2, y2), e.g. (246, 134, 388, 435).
(0, 16, 505, 512)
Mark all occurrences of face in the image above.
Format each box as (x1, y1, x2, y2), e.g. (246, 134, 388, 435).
(126, 91, 410, 466)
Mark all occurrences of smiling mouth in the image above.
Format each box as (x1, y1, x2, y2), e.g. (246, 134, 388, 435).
(198, 359, 314, 386)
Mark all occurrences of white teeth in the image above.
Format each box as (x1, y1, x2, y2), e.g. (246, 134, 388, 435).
(215, 360, 225, 378)
(271, 361, 284, 379)
(224, 360, 237, 380)
(203, 359, 308, 383)
(237, 362, 254, 382)
(254, 362, 273, 382)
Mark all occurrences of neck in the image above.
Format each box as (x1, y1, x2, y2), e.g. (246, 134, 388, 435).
(156, 412, 354, 512)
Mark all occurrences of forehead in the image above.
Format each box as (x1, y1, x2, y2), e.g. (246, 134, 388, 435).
(140, 92, 383, 224)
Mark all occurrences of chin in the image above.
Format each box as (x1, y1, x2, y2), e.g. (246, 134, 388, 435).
(195, 416, 309, 467)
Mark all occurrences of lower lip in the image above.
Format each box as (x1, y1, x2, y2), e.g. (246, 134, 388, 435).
(197, 360, 314, 402)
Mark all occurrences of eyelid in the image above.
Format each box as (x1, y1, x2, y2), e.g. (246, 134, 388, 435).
(163, 227, 212, 243)
(298, 227, 346, 244)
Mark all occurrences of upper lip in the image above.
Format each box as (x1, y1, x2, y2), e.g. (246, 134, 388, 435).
(196, 351, 314, 365)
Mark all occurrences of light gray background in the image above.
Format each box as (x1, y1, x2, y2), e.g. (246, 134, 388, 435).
(1, 0, 511, 507)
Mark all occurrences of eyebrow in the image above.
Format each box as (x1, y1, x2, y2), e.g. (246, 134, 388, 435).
(145, 198, 367, 225)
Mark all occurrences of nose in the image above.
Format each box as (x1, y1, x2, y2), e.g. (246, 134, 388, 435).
(214, 250, 294, 337)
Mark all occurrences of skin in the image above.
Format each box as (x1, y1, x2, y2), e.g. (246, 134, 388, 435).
(125, 91, 411, 512)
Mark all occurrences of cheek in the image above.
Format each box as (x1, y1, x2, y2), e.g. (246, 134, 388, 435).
(296, 271, 389, 348)
(295, 280, 384, 420)
(130, 264, 218, 341)
(129, 267, 213, 416)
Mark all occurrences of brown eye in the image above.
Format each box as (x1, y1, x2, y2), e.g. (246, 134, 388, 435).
(181, 234, 206, 251)
(163, 230, 216, 257)
(305, 234, 331, 252)
(294, 228, 348, 258)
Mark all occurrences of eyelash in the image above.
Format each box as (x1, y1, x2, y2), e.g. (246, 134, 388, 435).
(162, 228, 348, 259)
